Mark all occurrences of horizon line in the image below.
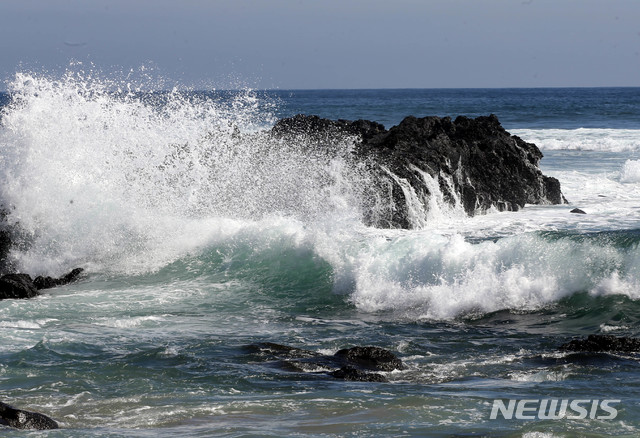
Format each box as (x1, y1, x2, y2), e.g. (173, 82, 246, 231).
(2, 85, 640, 94)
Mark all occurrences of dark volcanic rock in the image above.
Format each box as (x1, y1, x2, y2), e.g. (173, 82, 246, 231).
(243, 342, 320, 360)
(33, 268, 85, 290)
(333, 346, 405, 371)
(272, 114, 566, 228)
(272, 114, 386, 144)
(0, 401, 59, 430)
(560, 334, 640, 353)
(570, 208, 587, 214)
(0, 274, 39, 300)
(0, 208, 17, 275)
(0, 268, 84, 300)
(329, 366, 388, 382)
(0, 228, 11, 274)
(245, 343, 404, 382)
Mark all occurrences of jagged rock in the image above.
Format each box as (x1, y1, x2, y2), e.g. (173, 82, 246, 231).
(272, 114, 386, 143)
(0, 274, 39, 300)
(559, 334, 640, 353)
(334, 346, 405, 371)
(0, 207, 17, 275)
(33, 268, 84, 290)
(0, 401, 58, 430)
(0, 268, 84, 300)
(329, 366, 388, 382)
(570, 208, 587, 214)
(0, 228, 11, 274)
(244, 343, 404, 382)
(271, 114, 566, 228)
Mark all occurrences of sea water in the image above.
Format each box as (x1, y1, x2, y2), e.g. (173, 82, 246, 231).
(1, 72, 640, 437)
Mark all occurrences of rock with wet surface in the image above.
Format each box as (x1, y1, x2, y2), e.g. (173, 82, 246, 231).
(559, 334, 640, 353)
(0, 268, 85, 300)
(272, 114, 566, 228)
(244, 343, 403, 382)
(0, 401, 59, 430)
(33, 267, 85, 290)
(0, 273, 39, 300)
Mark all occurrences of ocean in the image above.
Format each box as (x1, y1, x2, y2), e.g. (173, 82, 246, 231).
(1, 73, 640, 437)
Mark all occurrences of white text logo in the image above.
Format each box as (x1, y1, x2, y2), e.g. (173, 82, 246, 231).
(489, 399, 620, 420)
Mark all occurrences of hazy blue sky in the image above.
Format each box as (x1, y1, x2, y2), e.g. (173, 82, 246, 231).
(1, 0, 639, 90)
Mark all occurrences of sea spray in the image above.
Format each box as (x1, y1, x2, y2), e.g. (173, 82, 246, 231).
(312, 229, 640, 320)
(2, 85, 640, 436)
(0, 72, 382, 275)
(621, 159, 640, 183)
(2, 73, 640, 323)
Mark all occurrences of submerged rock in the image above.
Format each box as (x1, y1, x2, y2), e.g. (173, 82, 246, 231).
(333, 346, 405, 371)
(0, 401, 59, 430)
(244, 343, 404, 382)
(329, 366, 388, 382)
(242, 342, 320, 360)
(559, 334, 640, 353)
(272, 114, 566, 228)
(570, 208, 587, 214)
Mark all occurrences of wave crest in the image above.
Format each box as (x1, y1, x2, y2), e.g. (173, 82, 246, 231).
(0, 71, 377, 274)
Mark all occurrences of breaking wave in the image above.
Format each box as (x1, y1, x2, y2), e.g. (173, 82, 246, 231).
(512, 128, 640, 152)
(1, 70, 640, 321)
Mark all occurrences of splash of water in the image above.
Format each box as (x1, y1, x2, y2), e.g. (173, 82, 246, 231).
(5, 71, 639, 321)
(0, 71, 383, 274)
(621, 159, 640, 183)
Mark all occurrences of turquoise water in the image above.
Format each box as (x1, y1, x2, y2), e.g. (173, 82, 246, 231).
(1, 74, 640, 436)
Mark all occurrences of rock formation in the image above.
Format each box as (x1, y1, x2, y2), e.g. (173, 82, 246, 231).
(560, 334, 640, 353)
(0, 274, 39, 300)
(0, 268, 84, 300)
(272, 114, 566, 228)
(244, 343, 404, 382)
(0, 401, 59, 430)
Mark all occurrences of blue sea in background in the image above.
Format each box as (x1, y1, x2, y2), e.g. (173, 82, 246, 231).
(1, 77, 640, 436)
(267, 87, 640, 129)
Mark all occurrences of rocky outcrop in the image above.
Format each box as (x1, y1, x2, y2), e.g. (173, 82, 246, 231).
(272, 114, 386, 143)
(0, 274, 39, 300)
(0, 208, 16, 274)
(560, 334, 640, 353)
(0, 401, 59, 430)
(333, 346, 405, 372)
(272, 114, 566, 228)
(0, 268, 84, 300)
(244, 343, 404, 382)
(33, 268, 84, 290)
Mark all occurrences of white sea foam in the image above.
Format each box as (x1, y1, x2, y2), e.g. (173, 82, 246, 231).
(512, 128, 640, 152)
(0, 71, 376, 275)
(509, 369, 568, 382)
(94, 315, 167, 328)
(314, 229, 640, 320)
(620, 159, 640, 183)
(3, 71, 640, 321)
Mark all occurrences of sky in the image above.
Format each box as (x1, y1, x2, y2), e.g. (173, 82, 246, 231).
(0, 0, 639, 90)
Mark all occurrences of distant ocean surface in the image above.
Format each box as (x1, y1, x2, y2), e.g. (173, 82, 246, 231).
(1, 74, 640, 437)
